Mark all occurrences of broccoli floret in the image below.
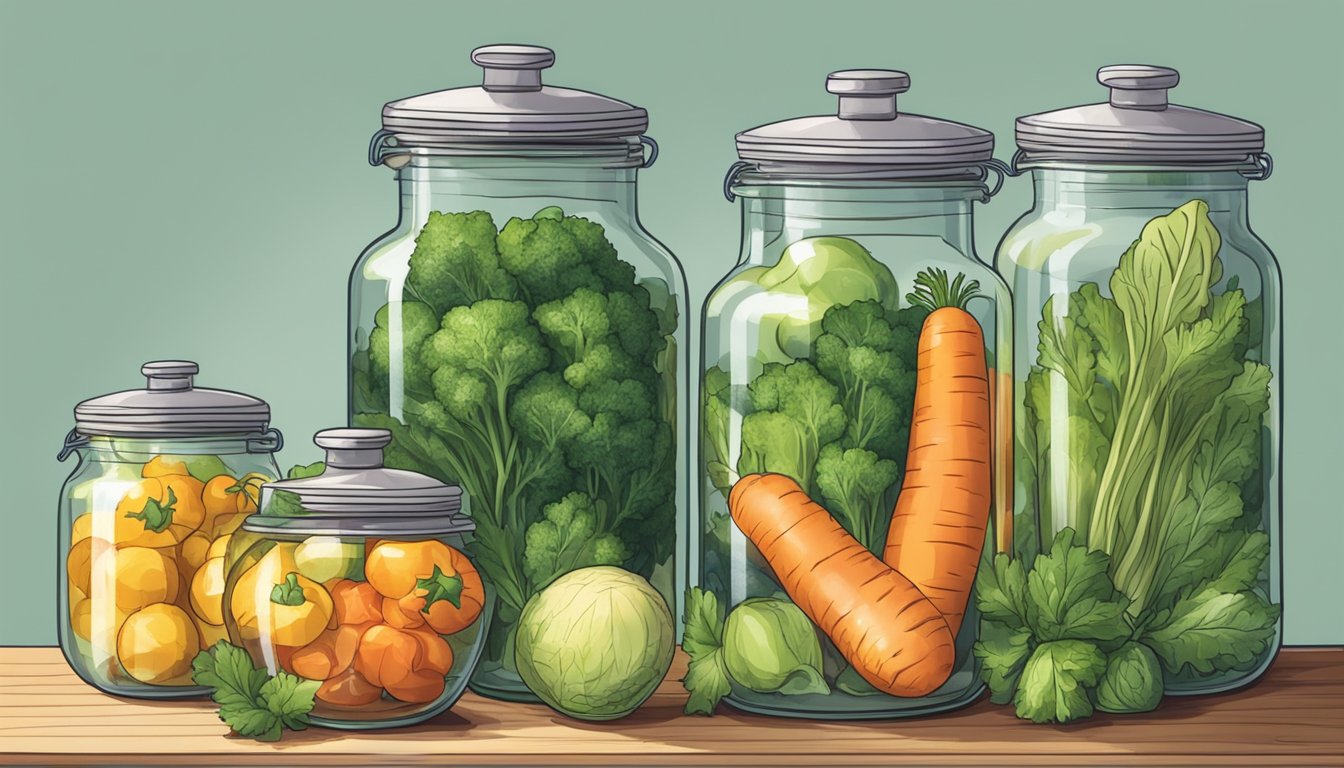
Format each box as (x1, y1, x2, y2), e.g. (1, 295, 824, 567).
(815, 444, 900, 551)
(422, 300, 549, 394)
(407, 211, 517, 314)
(523, 492, 628, 589)
(369, 300, 440, 397)
(813, 300, 920, 463)
(497, 213, 607, 304)
(533, 288, 612, 365)
(738, 361, 846, 496)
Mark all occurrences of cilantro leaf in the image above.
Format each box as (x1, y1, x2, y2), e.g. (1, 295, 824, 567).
(417, 565, 465, 610)
(681, 586, 729, 715)
(1025, 530, 1131, 643)
(1143, 587, 1280, 676)
(974, 620, 1034, 704)
(260, 672, 320, 731)
(1013, 640, 1107, 724)
(683, 648, 732, 716)
(191, 641, 317, 742)
(975, 552, 1028, 629)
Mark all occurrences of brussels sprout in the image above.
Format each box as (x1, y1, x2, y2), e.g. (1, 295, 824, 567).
(515, 566, 674, 720)
(722, 597, 828, 696)
(756, 237, 900, 358)
(1095, 642, 1164, 714)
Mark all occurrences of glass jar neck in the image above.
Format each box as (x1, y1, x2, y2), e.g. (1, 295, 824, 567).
(394, 154, 638, 226)
(736, 182, 982, 266)
(1033, 167, 1250, 221)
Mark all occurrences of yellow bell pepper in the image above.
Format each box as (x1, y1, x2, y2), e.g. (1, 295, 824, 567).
(230, 544, 334, 647)
(189, 556, 227, 626)
(114, 477, 206, 548)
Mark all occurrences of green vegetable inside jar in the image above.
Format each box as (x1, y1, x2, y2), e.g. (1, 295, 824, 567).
(992, 64, 1282, 705)
(348, 44, 687, 702)
(696, 68, 1013, 719)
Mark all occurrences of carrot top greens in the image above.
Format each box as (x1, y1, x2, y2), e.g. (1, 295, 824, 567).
(906, 267, 982, 312)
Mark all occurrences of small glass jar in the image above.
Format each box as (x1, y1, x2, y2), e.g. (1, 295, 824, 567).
(699, 70, 1011, 719)
(996, 65, 1281, 694)
(222, 429, 491, 730)
(348, 44, 687, 702)
(57, 361, 282, 698)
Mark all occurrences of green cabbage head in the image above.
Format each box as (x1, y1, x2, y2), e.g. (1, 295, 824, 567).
(723, 597, 829, 695)
(514, 566, 675, 720)
(1095, 642, 1164, 714)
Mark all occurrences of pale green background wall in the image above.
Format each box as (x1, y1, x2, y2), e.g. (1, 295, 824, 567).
(1, 0, 1339, 645)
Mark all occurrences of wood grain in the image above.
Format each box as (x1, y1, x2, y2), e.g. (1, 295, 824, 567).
(0, 647, 1340, 766)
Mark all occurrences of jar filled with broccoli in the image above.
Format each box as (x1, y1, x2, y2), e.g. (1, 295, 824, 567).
(694, 70, 1011, 719)
(349, 45, 687, 702)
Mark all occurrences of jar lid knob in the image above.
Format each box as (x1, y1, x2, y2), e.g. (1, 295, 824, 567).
(827, 69, 909, 121)
(314, 428, 391, 469)
(142, 360, 197, 392)
(472, 44, 555, 93)
(1098, 64, 1179, 111)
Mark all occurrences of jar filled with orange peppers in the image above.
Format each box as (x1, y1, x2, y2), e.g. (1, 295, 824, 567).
(57, 361, 283, 698)
(220, 428, 491, 729)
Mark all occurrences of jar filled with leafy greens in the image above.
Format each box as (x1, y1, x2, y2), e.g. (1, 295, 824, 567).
(694, 69, 1011, 719)
(349, 44, 686, 703)
(992, 65, 1280, 711)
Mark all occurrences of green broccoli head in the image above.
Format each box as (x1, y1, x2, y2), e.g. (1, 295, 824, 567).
(813, 300, 921, 463)
(522, 492, 629, 590)
(510, 371, 591, 450)
(738, 361, 846, 496)
(497, 213, 606, 304)
(369, 300, 440, 396)
(422, 299, 549, 395)
(815, 443, 900, 551)
(533, 288, 612, 365)
(408, 210, 518, 314)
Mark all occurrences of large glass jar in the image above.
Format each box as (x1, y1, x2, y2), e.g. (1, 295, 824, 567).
(347, 45, 687, 702)
(699, 70, 1011, 719)
(996, 65, 1281, 695)
(57, 361, 282, 698)
(221, 429, 490, 730)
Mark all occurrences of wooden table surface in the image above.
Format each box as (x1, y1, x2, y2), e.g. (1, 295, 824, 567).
(1, 646, 1340, 766)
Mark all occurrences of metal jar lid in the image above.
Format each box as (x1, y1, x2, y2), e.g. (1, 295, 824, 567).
(371, 44, 655, 168)
(733, 69, 997, 181)
(245, 428, 471, 537)
(72, 361, 273, 438)
(1014, 65, 1269, 172)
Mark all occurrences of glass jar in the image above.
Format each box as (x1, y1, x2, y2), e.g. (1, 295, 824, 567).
(348, 44, 686, 703)
(57, 361, 282, 698)
(699, 70, 1011, 719)
(996, 65, 1281, 695)
(222, 428, 491, 730)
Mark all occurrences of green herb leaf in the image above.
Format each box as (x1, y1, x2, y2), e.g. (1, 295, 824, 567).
(125, 486, 178, 533)
(191, 641, 316, 742)
(417, 565, 465, 611)
(1143, 587, 1280, 676)
(260, 672, 320, 731)
(975, 552, 1028, 629)
(1025, 530, 1131, 643)
(974, 620, 1034, 704)
(1013, 640, 1108, 724)
(681, 587, 729, 715)
(269, 573, 307, 607)
(683, 648, 732, 716)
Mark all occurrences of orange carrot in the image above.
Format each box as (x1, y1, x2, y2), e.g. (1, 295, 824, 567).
(730, 473, 955, 697)
(883, 269, 992, 636)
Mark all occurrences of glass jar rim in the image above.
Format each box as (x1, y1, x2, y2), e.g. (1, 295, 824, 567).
(370, 131, 655, 171)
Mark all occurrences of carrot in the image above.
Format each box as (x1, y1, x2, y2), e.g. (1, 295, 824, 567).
(883, 269, 992, 636)
(729, 473, 955, 697)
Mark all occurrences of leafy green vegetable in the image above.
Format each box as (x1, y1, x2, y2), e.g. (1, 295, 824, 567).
(1095, 642, 1163, 714)
(737, 361, 847, 497)
(681, 587, 731, 716)
(722, 598, 829, 696)
(259, 462, 327, 518)
(1023, 529, 1130, 644)
(973, 620, 1033, 705)
(191, 641, 319, 742)
(1017, 199, 1278, 689)
(352, 206, 677, 646)
(814, 444, 899, 552)
(1013, 639, 1108, 724)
